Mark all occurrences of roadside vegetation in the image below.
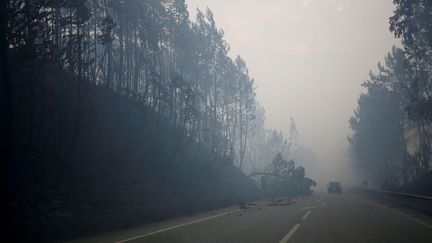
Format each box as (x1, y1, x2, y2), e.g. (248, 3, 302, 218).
(349, 0, 432, 194)
(255, 152, 316, 197)
(0, 0, 316, 242)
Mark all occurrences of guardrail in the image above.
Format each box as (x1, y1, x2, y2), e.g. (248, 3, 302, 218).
(353, 187, 432, 215)
(364, 189, 432, 201)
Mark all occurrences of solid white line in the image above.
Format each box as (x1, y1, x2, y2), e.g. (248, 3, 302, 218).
(363, 197, 432, 229)
(374, 203, 432, 229)
(391, 210, 432, 228)
(115, 209, 241, 243)
(302, 210, 311, 220)
(368, 189, 432, 200)
(279, 224, 301, 243)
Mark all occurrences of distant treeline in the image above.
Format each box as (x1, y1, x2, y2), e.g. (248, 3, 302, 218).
(349, 0, 432, 189)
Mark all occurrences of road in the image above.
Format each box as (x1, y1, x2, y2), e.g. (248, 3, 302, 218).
(67, 191, 432, 243)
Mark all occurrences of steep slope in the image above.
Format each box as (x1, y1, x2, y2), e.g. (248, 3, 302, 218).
(5, 66, 261, 242)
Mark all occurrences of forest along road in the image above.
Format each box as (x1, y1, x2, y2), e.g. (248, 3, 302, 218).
(66, 191, 432, 243)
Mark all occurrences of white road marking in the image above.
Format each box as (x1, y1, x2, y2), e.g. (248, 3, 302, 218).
(302, 210, 311, 220)
(279, 224, 301, 243)
(115, 209, 241, 243)
(363, 197, 432, 229)
(301, 202, 326, 210)
(391, 210, 432, 228)
(374, 203, 432, 229)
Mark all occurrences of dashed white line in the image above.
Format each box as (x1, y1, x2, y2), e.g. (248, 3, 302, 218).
(279, 224, 301, 243)
(302, 210, 312, 220)
(317, 194, 325, 203)
(301, 202, 326, 210)
(115, 209, 241, 243)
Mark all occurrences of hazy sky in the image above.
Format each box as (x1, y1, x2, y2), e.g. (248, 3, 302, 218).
(186, 0, 399, 183)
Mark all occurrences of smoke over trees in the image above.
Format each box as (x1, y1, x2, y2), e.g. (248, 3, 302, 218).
(349, 0, 432, 188)
(4, 0, 261, 168)
(1, 1, 322, 241)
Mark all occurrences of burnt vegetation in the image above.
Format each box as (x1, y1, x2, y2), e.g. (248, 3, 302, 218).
(349, 0, 432, 194)
(0, 1, 316, 242)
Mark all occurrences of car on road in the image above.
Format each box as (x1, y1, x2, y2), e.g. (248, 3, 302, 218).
(327, 181, 342, 194)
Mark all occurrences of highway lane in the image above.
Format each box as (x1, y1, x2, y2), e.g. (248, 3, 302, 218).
(291, 193, 432, 243)
(66, 191, 432, 243)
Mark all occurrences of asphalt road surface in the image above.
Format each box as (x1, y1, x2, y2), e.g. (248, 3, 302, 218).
(67, 191, 432, 243)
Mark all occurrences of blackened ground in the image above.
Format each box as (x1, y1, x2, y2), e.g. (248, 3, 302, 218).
(5, 66, 262, 243)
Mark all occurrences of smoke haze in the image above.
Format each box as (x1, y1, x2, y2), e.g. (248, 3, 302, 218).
(187, 0, 400, 186)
